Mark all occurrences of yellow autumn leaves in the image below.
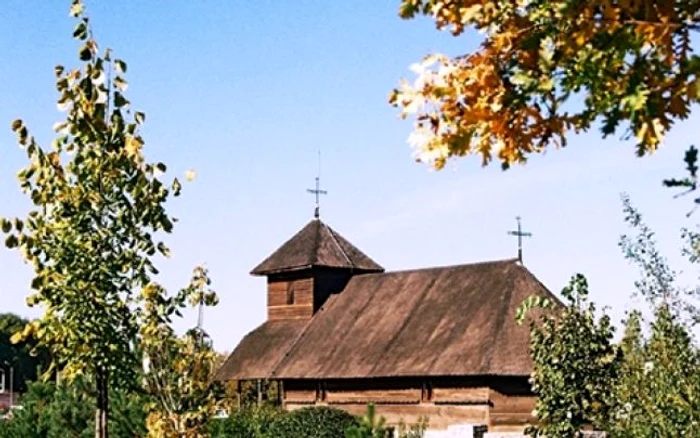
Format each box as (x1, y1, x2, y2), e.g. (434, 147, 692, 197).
(394, 0, 700, 169)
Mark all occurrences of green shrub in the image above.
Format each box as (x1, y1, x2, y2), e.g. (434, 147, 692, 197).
(208, 406, 282, 438)
(395, 417, 428, 438)
(345, 404, 391, 438)
(268, 406, 359, 438)
(0, 379, 146, 438)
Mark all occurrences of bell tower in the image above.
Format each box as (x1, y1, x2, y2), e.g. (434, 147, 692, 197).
(251, 219, 384, 321)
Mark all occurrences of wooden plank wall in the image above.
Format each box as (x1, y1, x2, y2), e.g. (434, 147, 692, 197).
(285, 403, 491, 430)
(267, 278, 314, 320)
(489, 388, 536, 432)
(280, 378, 535, 433)
(432, 387, 490, 404)
(327, 388, 421, 404)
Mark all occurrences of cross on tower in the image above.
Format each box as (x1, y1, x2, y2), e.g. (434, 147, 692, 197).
(507, 216, 532, 264)
(307, 151, 327, 219)
(307, 177, 327, 219)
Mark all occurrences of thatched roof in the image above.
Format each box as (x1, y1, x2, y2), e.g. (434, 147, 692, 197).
(218, 259, 559, 381)
(250, 219, 384, 276)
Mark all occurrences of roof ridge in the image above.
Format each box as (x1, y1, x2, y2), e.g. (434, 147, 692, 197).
(311, 219, 322, 265)
(511, 262, 565, 308)
(321, 221, 354, 268)
(360, 258, 519, 277)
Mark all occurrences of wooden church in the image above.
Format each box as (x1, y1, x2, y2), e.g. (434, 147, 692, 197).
(216, 217, 558, 433)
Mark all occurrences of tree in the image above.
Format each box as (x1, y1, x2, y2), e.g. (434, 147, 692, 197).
(391, 1, 700, 169)
(606, 308, 700, 437)
(141, 266, 223, 438)
(0, 377, 147, 438)
(517, 275, 620, 437)
(608, 197, 700, 436)
(517, 198, 700, 436)
(1, 1, 185, 436)
(619, 194, 700, 324)
(345, 404, 392, 438)
(0, 313, 51, 393)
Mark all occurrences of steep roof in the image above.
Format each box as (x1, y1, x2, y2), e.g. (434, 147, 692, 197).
(215, 319, 308, 380)
(250, 219, 384, 276)
(219, 259, 560, 381)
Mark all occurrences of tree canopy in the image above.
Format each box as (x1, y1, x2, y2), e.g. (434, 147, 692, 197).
(0, 1, 199, 436)
(391, 1, 700, 169)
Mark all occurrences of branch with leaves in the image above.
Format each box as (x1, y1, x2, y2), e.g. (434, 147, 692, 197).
(392, 1, 700, 169)
(141, 266, 222, 438)
(517, 275, 620, 437)
(1, 1, 187, 436)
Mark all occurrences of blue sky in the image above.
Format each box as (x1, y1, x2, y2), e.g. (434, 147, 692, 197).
(1, 1, 697, 351)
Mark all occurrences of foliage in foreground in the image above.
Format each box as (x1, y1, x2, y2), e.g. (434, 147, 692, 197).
(519, 198, 700, 436)
(0, 313, 51, 393)
(392, 1, 700, 169)
(208, 406, 282, 438)
(606, 308, 700, 436)
(267, 406, 359, 438)
(1, 1, 218, 436)
(210, 405, 427, 438)
(517, 275, 620, 437)
(2, 395, 428, 438)
(0, 379, 146, 438)
(345, 404, 390, 438)
(142, 267, 222, 437)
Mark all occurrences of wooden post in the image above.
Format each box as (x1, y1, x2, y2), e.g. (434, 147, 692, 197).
(236, 380, 242, 410)
(257, 379, 262, 406)
(277, 381, 283, 408)
(421, 379, 432, 403)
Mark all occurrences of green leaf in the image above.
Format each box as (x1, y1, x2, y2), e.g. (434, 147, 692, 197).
(5, 234, 18, 248)
(73, 22, 88, 40)
(114, 92, 129, 108)
(69, 1, 84, 17)
(172, 178, 182, 197)
(1, 218, 11, 233)
(78, 44, 92, 61)
(135, 111, 146, 125)
(157, 242, 171, 258)
(114, 76, 128, 91)
(115, 59, 127, 74)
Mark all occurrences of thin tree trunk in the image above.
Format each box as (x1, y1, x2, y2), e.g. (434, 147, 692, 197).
(95, 367, 109, 438)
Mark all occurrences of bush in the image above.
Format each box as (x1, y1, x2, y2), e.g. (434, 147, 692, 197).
(0, 379, 146, 438)
(345, 404, 391, 438)
(208, 406, 282, 438)
(268, 406, 359, 438)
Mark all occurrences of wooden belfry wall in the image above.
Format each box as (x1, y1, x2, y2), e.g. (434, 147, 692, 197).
(266, 268, 355, 321)
(267, 276, 314, 320)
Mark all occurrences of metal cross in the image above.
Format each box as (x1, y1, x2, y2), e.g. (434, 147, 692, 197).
(307, 177, 327, 219)
(507, 216, 532, 264)
(307, 151, 327, 218)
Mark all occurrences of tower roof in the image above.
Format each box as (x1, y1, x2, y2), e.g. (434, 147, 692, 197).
(251, 219, 384, 276)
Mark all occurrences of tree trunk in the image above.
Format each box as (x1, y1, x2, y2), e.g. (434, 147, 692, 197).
(95, 367, 109, 438)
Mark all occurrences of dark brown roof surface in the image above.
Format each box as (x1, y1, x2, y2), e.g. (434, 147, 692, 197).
(251, 219, 384, 275)
(214, 319, 308, 380)
(219, 259, 560, 381)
